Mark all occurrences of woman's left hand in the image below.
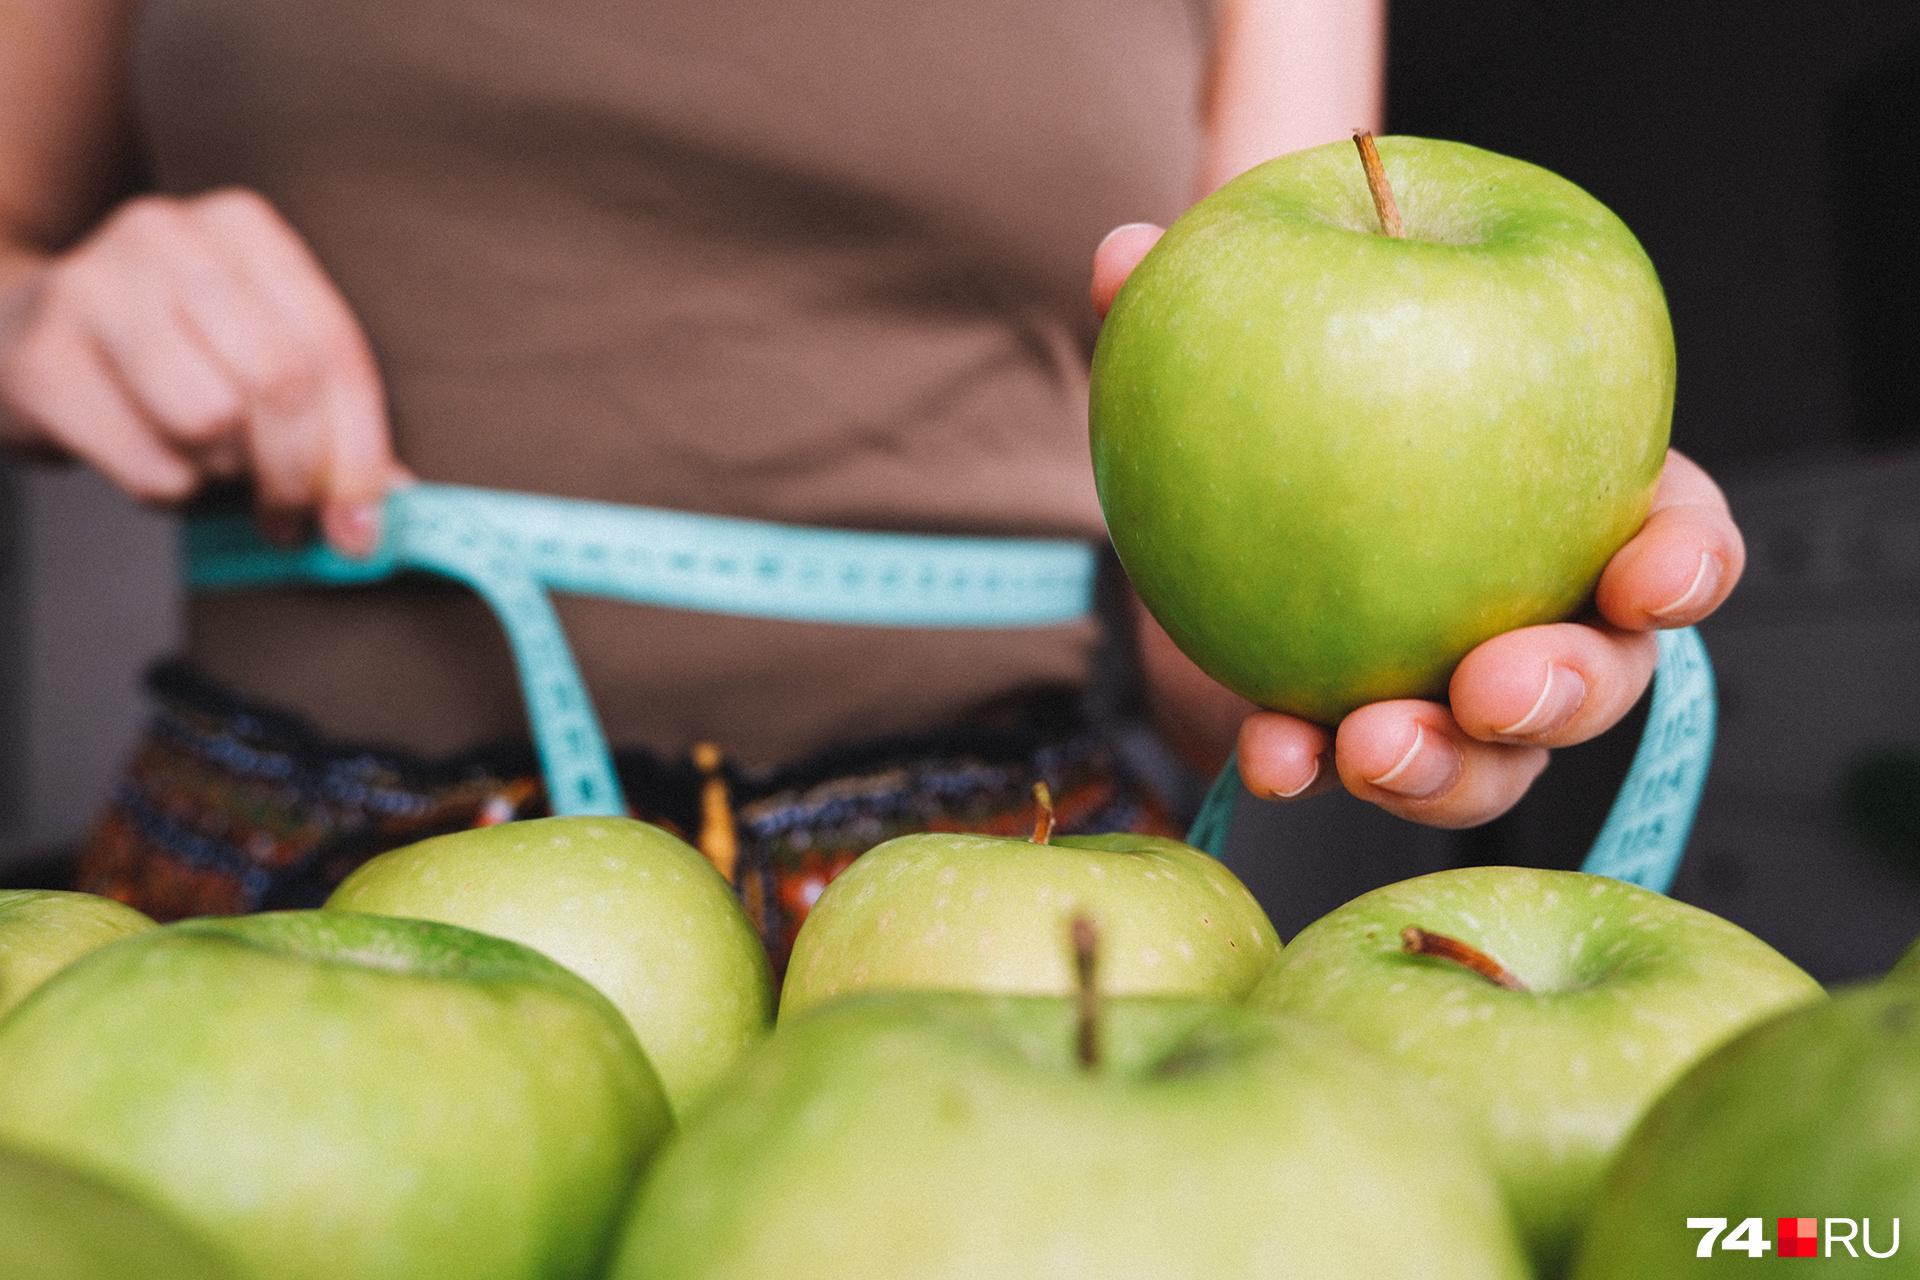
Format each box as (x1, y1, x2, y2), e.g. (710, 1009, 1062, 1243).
(1093, 223, 1745, 829)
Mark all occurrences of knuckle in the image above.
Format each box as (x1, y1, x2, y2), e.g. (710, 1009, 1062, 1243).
(194, 187, 278, 228)
(108, 195, 188, 243)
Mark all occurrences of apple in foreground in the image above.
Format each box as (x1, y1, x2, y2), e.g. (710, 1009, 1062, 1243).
(0, 1140, 241, 1280)
(1571, 982, 1920, 1276)
(1251, 866, 1821, 1273)
(0, 911, 669, 1280)
(611, 988, 1529, 1278)
(1090, 134, 1673, 723)
(779, 797, 1279, 1019)
(327, 814, 772, 1115)
(0, 889, 153, 1019)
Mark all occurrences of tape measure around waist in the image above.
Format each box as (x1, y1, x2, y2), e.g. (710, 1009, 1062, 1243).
(185, 483, 1101, 816)
(1180, 626, 1715, 894)
(185, 483, 1714, 894)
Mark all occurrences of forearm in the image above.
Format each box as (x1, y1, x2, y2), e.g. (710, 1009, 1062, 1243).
(1200, 0, 1387, 193)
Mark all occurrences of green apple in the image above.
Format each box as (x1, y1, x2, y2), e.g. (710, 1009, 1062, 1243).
(0, 911, 669, 1280)
(1252, 866, 1821, 1274)
(0, 1140, 241, 1280)
(611, 991, 1530, 1279)
(779, 824, 1279, 1020)
(0, 889, 154, 1019)
(327, 815, 771, 1115)
(1090, 135, 1673, 723)
(1892, 936, 1919, 981)
(1571, 982, 1920, 1276)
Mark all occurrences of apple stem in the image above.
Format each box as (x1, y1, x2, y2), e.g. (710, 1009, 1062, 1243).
(1400, 926, 1528, 992)
(1071, 913, 1101, 1070)
(1031, 781, 1057, 846)
(1352, 131, 1404, 239)
(692, 742, 739, 881)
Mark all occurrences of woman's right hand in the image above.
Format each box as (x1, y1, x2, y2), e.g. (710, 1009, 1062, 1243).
(0, 188, 398, 555)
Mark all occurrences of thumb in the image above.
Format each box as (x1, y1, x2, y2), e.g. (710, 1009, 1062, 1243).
(1091, 222, 1165, 320)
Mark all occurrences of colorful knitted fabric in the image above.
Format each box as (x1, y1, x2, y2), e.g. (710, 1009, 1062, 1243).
(78, 664, 1179, 964)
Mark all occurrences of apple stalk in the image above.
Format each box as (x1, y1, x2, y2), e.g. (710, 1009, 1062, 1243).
(1030, 782, 1056, 846)
(1351, 131, 1403, 239)
(1400, 926, 1528, 992)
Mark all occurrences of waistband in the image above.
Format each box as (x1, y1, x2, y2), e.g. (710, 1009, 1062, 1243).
(79, 663, 1179, 958)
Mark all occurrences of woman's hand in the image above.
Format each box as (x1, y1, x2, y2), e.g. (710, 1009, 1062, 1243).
(1094, 222, 1745, 829)
(0, 189, 398, 555)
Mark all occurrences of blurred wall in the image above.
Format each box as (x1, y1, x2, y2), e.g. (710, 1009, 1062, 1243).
(0, 465, 179, 867)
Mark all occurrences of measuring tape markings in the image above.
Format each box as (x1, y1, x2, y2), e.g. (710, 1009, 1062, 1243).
(1579, 625, 1715, 892)
(381, 492, 626, 817)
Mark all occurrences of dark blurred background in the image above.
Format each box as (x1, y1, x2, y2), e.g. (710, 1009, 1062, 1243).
(4, 1, 1918, 981)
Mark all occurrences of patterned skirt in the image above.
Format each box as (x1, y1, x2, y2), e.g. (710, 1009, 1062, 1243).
(77, 664, 1181, 965)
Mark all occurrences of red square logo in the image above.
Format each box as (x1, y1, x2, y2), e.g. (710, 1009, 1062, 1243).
(1779, 1217, 1819, 1258)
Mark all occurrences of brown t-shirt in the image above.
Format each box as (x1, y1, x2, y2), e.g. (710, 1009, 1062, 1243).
(135, 0, 1209, 765)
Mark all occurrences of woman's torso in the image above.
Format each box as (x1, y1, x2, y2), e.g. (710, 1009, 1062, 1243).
(136, 0, 1209, 765)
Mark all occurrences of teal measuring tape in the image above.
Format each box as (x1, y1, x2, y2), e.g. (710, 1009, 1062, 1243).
(1182, 627, 1716, 893)
(185, 483, 1713, 892)
(186, 484, 1099, 816)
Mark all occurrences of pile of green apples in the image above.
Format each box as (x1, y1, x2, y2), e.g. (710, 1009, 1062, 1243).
(4, 134, 1914, 1278)
(0, 806, 1912, 1280)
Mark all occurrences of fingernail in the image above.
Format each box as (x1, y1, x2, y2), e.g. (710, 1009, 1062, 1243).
(323, 501, 382, 559)
(1365, 725, 1462, 800)
(1649, 551, 1723, 621)
(1096, 221, 1159, 254)
(1267, 755, 1322, 800)
(1495, 665, 1588, 738)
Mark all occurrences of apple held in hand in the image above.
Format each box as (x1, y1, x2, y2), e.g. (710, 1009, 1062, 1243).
(0, 1140, 242, 1280)
(779, 791, 1278, 1019)
(1090, 135, 1673, 722)
(327, 814, 773, 1116)
(0, 889, 154, 1019)
(0, 911, 669, 1280)
(1572, 982, 1920, 1276)
(613, 968, 1528, 1278)
(1251, 867, 1820, 1273)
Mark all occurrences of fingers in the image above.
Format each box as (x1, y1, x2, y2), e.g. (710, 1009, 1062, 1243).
(1334, 701, 1550, 829)
(0, 323, 196, 503)
(1241, 619, 1657, 825)
(1091, 223, 1164, 319)
(1448, 621, 1659, 749)
(1236, 712, 1337, 801)
(1596, 449, 1745, 630)
(195, 189, 393, 550)
(0, 191, 395, 556)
